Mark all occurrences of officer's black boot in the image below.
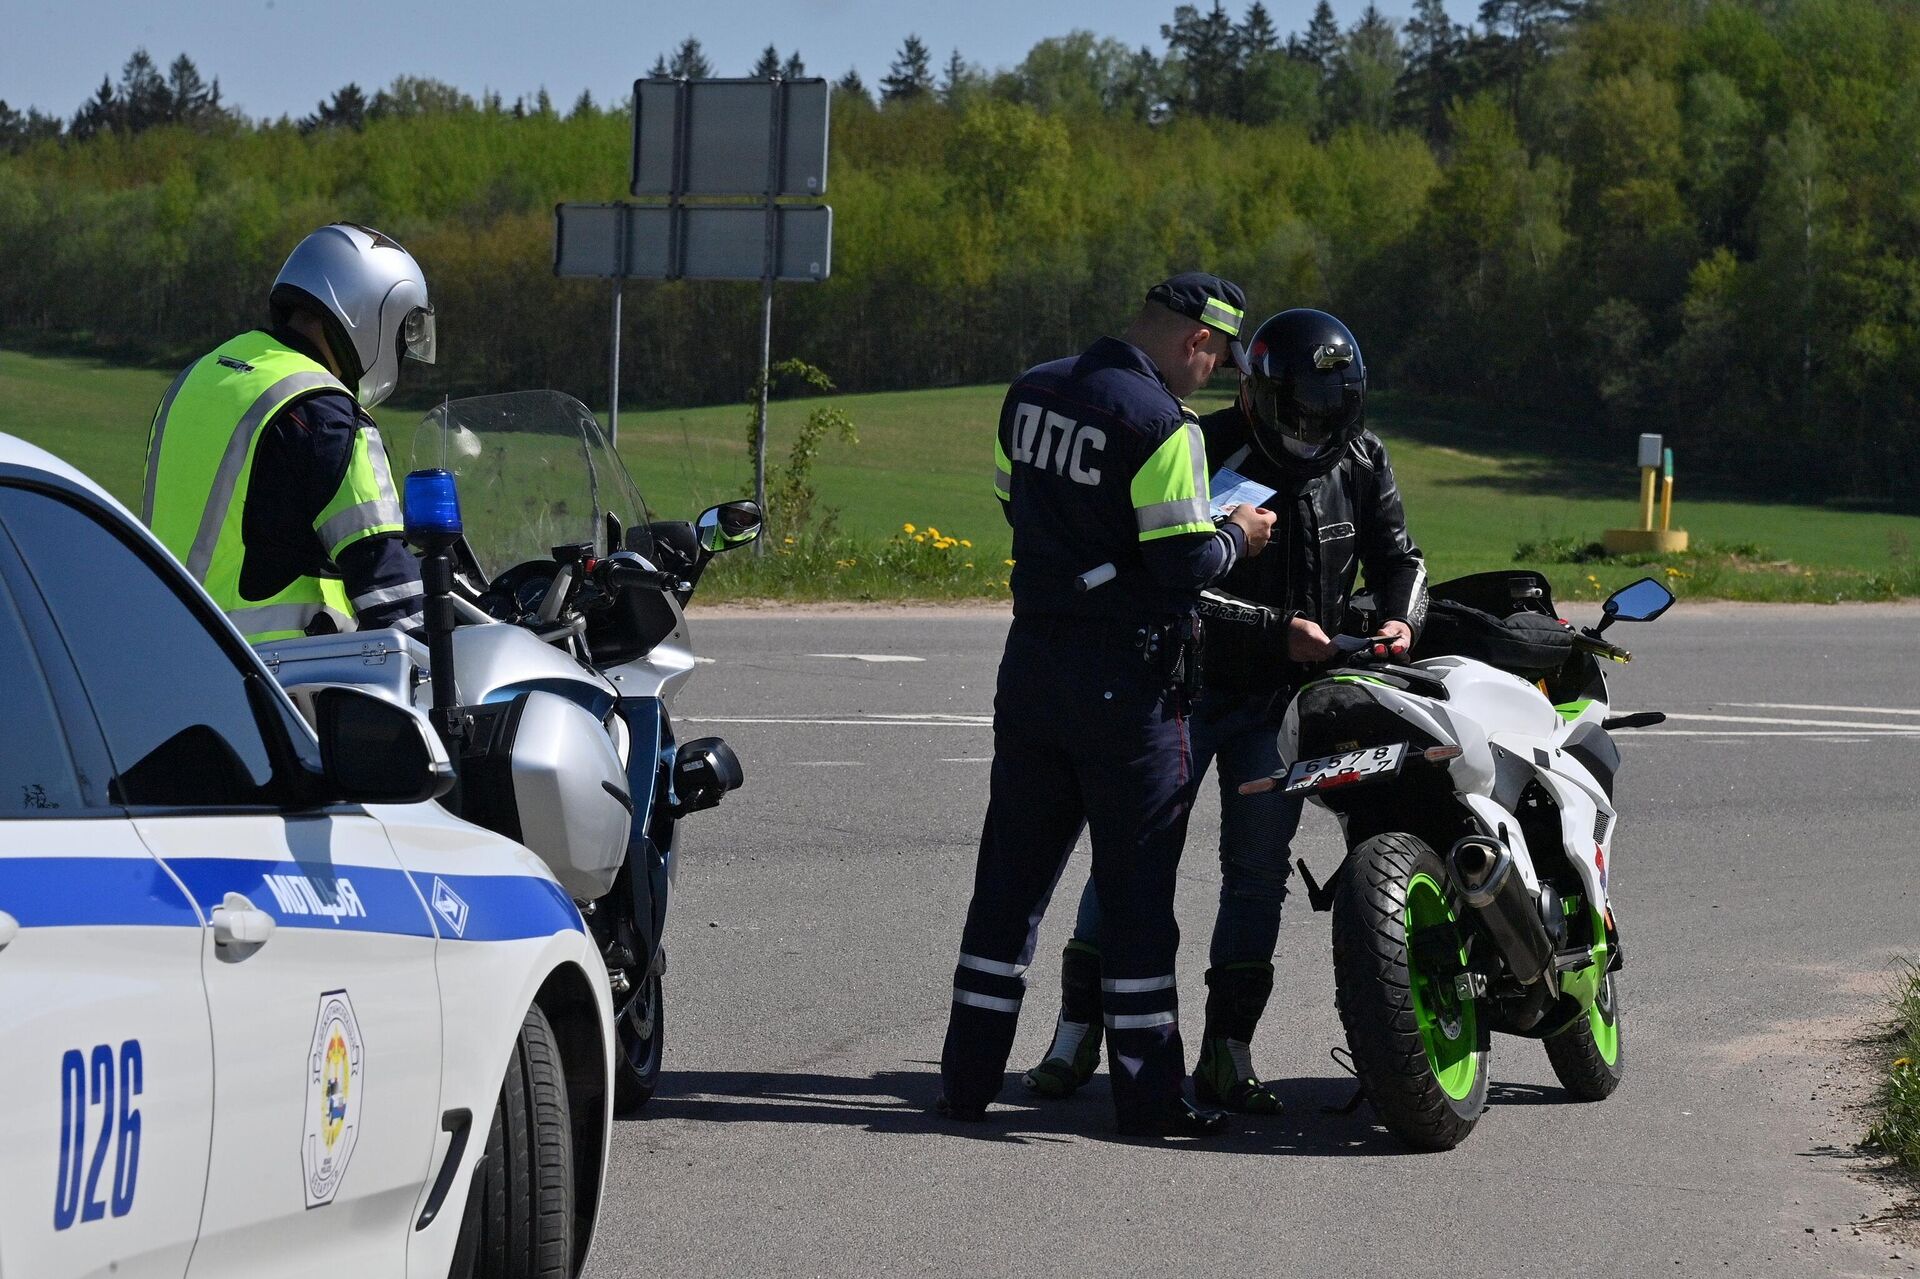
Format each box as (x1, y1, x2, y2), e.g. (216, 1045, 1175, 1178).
(1023, 941, 1103, 1098)
(1193, 961, 1284, 1114)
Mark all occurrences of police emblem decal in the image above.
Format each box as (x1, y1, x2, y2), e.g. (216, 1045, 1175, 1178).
(431, 876, 469, 938)
(302, 989, 364, 1208)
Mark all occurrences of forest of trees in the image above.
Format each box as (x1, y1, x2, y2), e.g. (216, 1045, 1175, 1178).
(2, 0, 1918, 503)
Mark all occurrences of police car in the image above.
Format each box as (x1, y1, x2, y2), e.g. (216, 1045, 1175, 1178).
(0, 433, 613, 1278)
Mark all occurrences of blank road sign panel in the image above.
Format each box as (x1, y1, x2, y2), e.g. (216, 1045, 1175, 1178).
(634, 205, 831, 281)
(553, 203, 622, 277)
(632, 78, 830, 198)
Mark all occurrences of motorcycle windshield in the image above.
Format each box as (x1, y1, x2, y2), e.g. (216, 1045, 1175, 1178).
(409, 391, 652, 580)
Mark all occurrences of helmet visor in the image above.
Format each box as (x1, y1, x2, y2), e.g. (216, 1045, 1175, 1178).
(403, 306, 436, 365)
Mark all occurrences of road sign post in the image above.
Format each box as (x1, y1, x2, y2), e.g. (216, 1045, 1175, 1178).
(557, 77, 831, 549)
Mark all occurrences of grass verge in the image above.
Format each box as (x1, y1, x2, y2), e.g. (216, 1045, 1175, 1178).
(1866, 961, 1920, 1180)
(1517, 536, 1920, 606)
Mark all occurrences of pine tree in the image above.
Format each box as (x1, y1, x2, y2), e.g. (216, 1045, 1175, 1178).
(783, 52, 807, 78)
(119, 50, 169, 130)
(1301, 0, 1342, 74)
(939, 49, 981, 106)
(70, 76, 119, 139)
(1399, 0, 1461, 143)
(570, 88, 596, 118)
(753, 45, 782, 78)
(1328, 4, 1403, 133)
(666, 36, 712, 79)
(1162, 1, 1239, 118)
(535, 87, 554, 116)
(300, 83, 368, 133)
(1239, 2, 1279, 58)
(836, 69, 873, 106)
(647, 54, 670, 79)
(880, 36, 934, 102)
(0, 99, 63, 151)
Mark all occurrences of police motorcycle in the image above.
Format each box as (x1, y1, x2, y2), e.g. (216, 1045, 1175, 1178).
(1204, 571, 1674, 1149)
(258, 390, 754, 1112)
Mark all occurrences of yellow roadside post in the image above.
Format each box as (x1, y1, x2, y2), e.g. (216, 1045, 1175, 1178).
(1604, 433, 1688, 554)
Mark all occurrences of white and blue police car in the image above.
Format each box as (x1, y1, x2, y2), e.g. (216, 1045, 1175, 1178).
(0, 433, 613, 1278)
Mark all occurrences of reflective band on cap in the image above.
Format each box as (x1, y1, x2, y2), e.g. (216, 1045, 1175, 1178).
(1105, 1011, 1178, 1030)
(1101, 974, 1176, 993)
(1199, 297, 1245, 336)
(958, 953, 1028, 978)
(953, 989, 1021, 1014)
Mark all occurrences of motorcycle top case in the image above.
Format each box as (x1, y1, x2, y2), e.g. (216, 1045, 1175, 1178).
(459, 689, 631, 901)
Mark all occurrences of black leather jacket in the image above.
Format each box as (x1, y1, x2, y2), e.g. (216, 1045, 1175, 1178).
(1201, 403, 1427, 698)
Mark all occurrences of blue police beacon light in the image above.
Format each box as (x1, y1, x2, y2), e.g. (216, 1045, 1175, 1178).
(403, 468, 463, 552)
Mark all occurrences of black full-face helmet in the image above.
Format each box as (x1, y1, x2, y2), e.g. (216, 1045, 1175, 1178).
(1241, 308, 1367, 477)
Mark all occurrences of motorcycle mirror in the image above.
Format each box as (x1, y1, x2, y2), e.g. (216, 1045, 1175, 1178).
(696, 500, 764, 554)
(1599, 576, 1675, 629)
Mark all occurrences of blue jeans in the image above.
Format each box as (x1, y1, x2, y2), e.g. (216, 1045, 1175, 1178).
(1071, 690, 1302, 969)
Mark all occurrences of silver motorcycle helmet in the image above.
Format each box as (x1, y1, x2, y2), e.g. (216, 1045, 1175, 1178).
(268, 223, 435, 409)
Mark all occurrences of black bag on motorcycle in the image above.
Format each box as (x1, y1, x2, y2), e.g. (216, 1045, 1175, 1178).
(1412, 597, 1574, 679)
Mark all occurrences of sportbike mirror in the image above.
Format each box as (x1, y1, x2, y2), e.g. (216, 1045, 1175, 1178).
(1598, 577, 1675, 630)
(697, 500, 764, 554)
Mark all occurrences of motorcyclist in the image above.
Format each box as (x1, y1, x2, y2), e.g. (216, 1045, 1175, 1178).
(1025, 308, 1428, 1112)
(143, 223, 434, 642)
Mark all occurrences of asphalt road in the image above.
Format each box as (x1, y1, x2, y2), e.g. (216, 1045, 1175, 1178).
(587, 603, 1920, 1279)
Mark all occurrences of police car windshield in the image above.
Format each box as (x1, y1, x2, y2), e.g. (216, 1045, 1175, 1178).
(409, 390, 653, 580)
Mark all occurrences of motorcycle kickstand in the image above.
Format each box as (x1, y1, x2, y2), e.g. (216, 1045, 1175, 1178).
(1325, 1046, 1369, 1116)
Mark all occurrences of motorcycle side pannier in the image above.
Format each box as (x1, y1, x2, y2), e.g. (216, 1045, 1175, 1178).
(460, 691, 630, 900)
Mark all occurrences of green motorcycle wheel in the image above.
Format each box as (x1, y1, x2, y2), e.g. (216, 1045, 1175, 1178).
(1331, 832, 1490, 1150)
(1545, 966, 1626, 1100)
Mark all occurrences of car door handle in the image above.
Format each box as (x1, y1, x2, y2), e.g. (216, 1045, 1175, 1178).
(0, 910, 17, 950)
(211, 892, 275, 951)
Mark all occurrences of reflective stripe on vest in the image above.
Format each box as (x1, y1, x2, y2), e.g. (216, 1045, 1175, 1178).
(144, 333, 379, 643)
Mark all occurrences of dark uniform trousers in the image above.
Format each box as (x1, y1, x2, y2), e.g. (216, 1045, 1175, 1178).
(941, 616, 1201, 1127)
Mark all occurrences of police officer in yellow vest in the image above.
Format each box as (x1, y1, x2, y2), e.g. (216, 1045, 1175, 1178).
(143, 223, 435, 643)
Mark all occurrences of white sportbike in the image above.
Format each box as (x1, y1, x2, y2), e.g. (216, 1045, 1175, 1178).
(1220, 571, 1674, 1149)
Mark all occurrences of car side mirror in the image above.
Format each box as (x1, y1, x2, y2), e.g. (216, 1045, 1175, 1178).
(1599, 576, 1675, 630)
(696, 500, 763, 554)
(302, 685, 455, 804)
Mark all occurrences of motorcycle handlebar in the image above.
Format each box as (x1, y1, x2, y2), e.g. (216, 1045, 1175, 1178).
(1573, 632, 1633, 663)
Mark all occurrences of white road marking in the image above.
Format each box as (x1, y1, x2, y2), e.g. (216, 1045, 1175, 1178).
(787, 761, 865, 767)
(1722, 701, 1920, 717)
(681, 716, 990, 728)
(1662, 711, 1920, 732)
(1625, 729, 1920, 738)
(805, 653, 926, 663)
(939, 757, 994, 763)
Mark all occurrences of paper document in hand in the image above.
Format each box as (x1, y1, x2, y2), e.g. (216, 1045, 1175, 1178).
(1209, 467, 1278, 519)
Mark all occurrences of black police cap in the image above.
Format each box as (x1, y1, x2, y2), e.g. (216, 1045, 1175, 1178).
(1145, 272, 1252, 375)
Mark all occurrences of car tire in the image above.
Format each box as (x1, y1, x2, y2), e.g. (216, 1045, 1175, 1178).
(451, 1004, 574, 1279)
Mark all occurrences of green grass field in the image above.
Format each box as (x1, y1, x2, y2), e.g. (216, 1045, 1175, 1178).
(5, 346, 1918, 602)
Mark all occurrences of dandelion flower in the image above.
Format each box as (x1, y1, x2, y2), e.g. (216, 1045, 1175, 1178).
(1003, 558, 1016, 567)
(914, 534, 927, 543)
(903, 522, 916, 534)
(960, 539, 972, 548)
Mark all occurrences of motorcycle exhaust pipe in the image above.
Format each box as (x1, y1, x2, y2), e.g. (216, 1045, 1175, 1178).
(1447, 834, 1554, 986)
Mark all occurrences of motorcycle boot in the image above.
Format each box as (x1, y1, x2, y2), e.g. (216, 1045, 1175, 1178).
(1023, 941, 1103, 1098)
(1193, 961, 1284, 1114)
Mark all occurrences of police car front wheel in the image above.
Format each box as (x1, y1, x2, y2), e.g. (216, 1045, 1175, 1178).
(450, 1004, 575, 1279)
